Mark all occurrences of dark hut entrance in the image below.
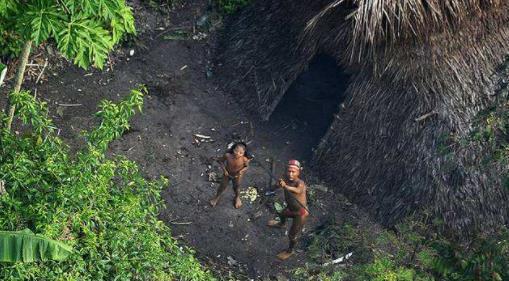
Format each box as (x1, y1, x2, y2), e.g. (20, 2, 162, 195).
(268, 55, 350, 160)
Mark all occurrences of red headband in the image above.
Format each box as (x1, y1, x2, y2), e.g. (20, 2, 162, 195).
(287, 159, 301, 169)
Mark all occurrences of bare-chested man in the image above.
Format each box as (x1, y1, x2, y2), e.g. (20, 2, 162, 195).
(209, 142, 251, 209)
(267, 159, 308, 260)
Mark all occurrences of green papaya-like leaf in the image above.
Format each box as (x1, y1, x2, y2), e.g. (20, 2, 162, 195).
(16, 1, 63, 44)
(0, 0, 17, 17)
(0, 229, 73, 263)
(56, 15, 114, 69)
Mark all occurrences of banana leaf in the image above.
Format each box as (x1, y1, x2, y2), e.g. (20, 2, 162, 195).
(0, 229, 73, 263)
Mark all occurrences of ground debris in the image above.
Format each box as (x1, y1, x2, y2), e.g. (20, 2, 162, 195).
(241, 234, 249, 241)
(192, 32, 208, 40)
(240, 186, 259, 203)
(207, 171, 219, 182)
(253, 210, 263, 220)
(192, 133, 215, 147)
(227, 256, 237, 266)
(322, 252, 353, 266)
(196, 15, 209, 28)
(194, 133, 211, 139)
(310, 184, 329, 193)
(163, 29, 189, 41)
(275, 273, 289, 281)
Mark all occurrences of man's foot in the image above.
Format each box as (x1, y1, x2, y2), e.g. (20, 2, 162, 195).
(267, 220, 285, 228)
(209, 197, 219, 207)
(276, 250, 293, 261)
(234, 197, 242, 209)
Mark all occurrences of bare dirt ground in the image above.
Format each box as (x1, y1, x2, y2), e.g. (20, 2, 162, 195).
(0, 1, 379, 279)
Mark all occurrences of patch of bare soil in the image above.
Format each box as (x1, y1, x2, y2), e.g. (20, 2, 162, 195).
(0, 1, 379, 279)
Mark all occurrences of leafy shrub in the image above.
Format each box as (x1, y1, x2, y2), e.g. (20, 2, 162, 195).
(0, 0, 135, 68)
(432, 230, 509, 281)
(0, 0, 23, 57)
(307, 222, 373, 264)
(361, 258, 417, 281)
(0, 88, 215, 280)
(294, 215, 509, 281)
(293, 267, 345, 281)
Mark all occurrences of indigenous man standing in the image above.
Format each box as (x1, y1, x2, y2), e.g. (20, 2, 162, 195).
(267, 159, 308, 260)
(209, 142, 250, 209)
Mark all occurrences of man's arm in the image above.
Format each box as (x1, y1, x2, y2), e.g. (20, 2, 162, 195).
(217, 153, 228, 162)
(234, 157, 250, 177)
(283, 181, 305, 194)
(216, 154, 229, 175)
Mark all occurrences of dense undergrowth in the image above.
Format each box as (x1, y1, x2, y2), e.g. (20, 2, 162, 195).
(293, 216, 509, 281)
(0, 88, 215, 280)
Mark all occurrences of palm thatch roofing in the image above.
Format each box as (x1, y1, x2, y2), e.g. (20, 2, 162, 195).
(216, 0, 509, 233)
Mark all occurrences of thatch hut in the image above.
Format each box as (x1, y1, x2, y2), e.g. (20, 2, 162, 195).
(217, 0, 509, 233)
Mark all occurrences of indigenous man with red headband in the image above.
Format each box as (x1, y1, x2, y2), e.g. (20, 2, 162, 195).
(267, 159, 309, 260)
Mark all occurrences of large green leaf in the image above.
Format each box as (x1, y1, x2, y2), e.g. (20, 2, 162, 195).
(56, 15, 114, 69)
(0, 0, 17, 17)
(0, 229, 73, 263)
(16, 1, 63, 44)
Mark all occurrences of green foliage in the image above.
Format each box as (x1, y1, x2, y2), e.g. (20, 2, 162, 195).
(274, 201, 284, 213)
(0, 0, 135, 68)
(361, 258, 417, 281)
(215, 0, 251, 14)
(293, 267, 346, 281)
(0, 229, 73, 263)
(296, 218, 434, 281)
(0, 88, 215, 280)
(295, 215, 509, 281)
(432, 230, 509, 281)
(307, 222, 372, 264)
(0, 0, 23, 57)
(87, 87, 144, 151)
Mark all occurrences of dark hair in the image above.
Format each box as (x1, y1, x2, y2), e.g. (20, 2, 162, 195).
(227, 141, 253, 159)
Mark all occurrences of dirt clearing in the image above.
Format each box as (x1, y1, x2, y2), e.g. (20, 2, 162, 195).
(0, 1, 378, 279)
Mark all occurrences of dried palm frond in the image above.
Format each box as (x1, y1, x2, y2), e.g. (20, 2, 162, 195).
(305, 0, 506, 63)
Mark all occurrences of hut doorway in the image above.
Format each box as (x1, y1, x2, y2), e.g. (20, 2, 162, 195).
(268, 55, 349, 160)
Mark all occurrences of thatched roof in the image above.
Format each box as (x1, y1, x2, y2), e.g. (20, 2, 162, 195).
(307, 0, 507, 63)
(216, 0, 509, 233)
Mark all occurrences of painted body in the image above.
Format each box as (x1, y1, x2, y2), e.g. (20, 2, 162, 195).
(268, 160, 308, 260)
(209, 143, 250, 209)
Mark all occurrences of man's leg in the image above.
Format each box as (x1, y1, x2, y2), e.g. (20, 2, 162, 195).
(233, 175, 242, 208)
(277, 213, 307, 260)
(267, 208, 290, 228)
(209, 175, 229, 207)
